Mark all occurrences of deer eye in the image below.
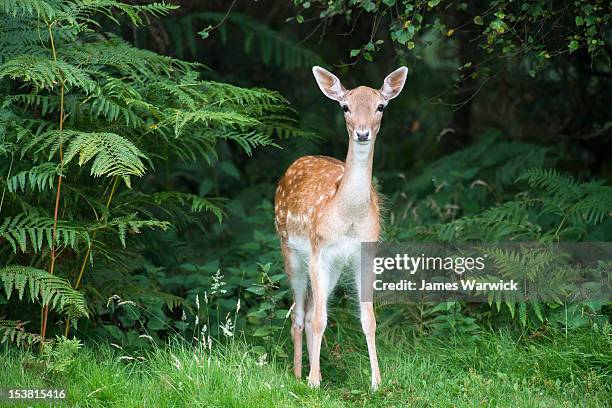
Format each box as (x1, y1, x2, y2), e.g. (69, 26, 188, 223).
(342, 105, 349, 113)
(377, 104, 385, 112)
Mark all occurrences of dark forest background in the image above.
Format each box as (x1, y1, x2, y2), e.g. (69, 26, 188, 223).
(1, 0, 611, 357)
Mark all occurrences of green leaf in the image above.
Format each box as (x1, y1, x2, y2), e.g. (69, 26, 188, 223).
(519, 302, 527, 327)
(246, 286, 265, 295)
(219, 161, 240, 179)
(199, 28, 211, 39)
(251, 346, 266, 354)
(568, 40, 579, 53)
(252, 326, 271, 337)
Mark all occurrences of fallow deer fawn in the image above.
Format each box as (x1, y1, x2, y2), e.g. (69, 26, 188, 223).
(274, 66, 408, 390)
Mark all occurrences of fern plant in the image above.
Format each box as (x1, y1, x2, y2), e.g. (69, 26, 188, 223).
(408, 168, 612, 243)
(383, 136, 611, 331)
(0, 0, 299, 346)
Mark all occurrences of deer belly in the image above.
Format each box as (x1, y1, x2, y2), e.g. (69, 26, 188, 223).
(320, 237, 361, 272)
(287, 235, 361, 273)
(287, 235, 310, 255)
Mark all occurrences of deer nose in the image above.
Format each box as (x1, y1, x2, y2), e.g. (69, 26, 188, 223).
(356, 130, 370, 142)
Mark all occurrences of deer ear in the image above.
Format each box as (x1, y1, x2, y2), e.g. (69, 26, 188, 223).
(312, 66, 346, 101)
(380, 66, 408, 100)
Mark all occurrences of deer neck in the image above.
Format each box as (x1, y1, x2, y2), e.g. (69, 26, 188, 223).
(334, 140, 375, 214)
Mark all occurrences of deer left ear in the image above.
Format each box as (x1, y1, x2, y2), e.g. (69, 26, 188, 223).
(380, 67, 408, 100)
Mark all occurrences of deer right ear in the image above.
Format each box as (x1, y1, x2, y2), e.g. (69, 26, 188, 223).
(312, 66, 346, 102)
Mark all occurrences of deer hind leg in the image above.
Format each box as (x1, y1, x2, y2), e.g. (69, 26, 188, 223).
(306, 247, 339, 388)
(283, 244, 307, 379)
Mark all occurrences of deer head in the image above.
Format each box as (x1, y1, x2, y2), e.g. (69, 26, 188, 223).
(312, 66, 408, 145)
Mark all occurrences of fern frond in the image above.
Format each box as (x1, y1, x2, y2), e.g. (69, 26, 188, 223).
(0, 213, 90, 253)
(0, 56, 97, 93)
(58, 130, 147, 188)
(21, 129, 147, 187)
(575, 182, 612, 224)
(61, 37, 196, 80)
(7, 162, 60, 192)
(258, 113, 321, 146)
(518, 168, 580, 197)
(0, 265, 88, 318)
(61, 1, 177, 27)
(146, 77, 202, 110)
(481, 246, 578, 307)
(203, 81, 285, 107)
(8, 93, 60, 116)
(107, 213, 170, 247)
(0, 16, 61, 62)
(0, 0, 58, 20)
(222, 130, 276, 156)
(169, 109, 260, 138)
(83, 77, 145, 127)
(519, 168, 612, 225)
(0, 318, 44, 347)
(421, 201, 540, 241)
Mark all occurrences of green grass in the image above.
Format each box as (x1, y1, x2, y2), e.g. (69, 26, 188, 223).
(1, 328, 610, 407)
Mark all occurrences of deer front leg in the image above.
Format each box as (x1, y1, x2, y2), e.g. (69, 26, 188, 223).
(306, 249, 328, 388)
(360, 301, 381, 390)
(305, 301, 313, 363)
(356, 249, 381, 390)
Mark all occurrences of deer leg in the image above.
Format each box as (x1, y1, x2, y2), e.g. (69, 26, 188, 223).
(305, 299, 313, 361)
(360, 301, 381, 390)
(305, 263, 340, 366)
(283, 244, 307, 379)
(355, 257, 381, 391)
(290, 275, 307, 379)
(306, 248, 329, 388)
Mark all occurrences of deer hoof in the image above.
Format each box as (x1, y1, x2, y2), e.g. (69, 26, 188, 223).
(371, 376, 381, 391)
(308, 373, 321, 388)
